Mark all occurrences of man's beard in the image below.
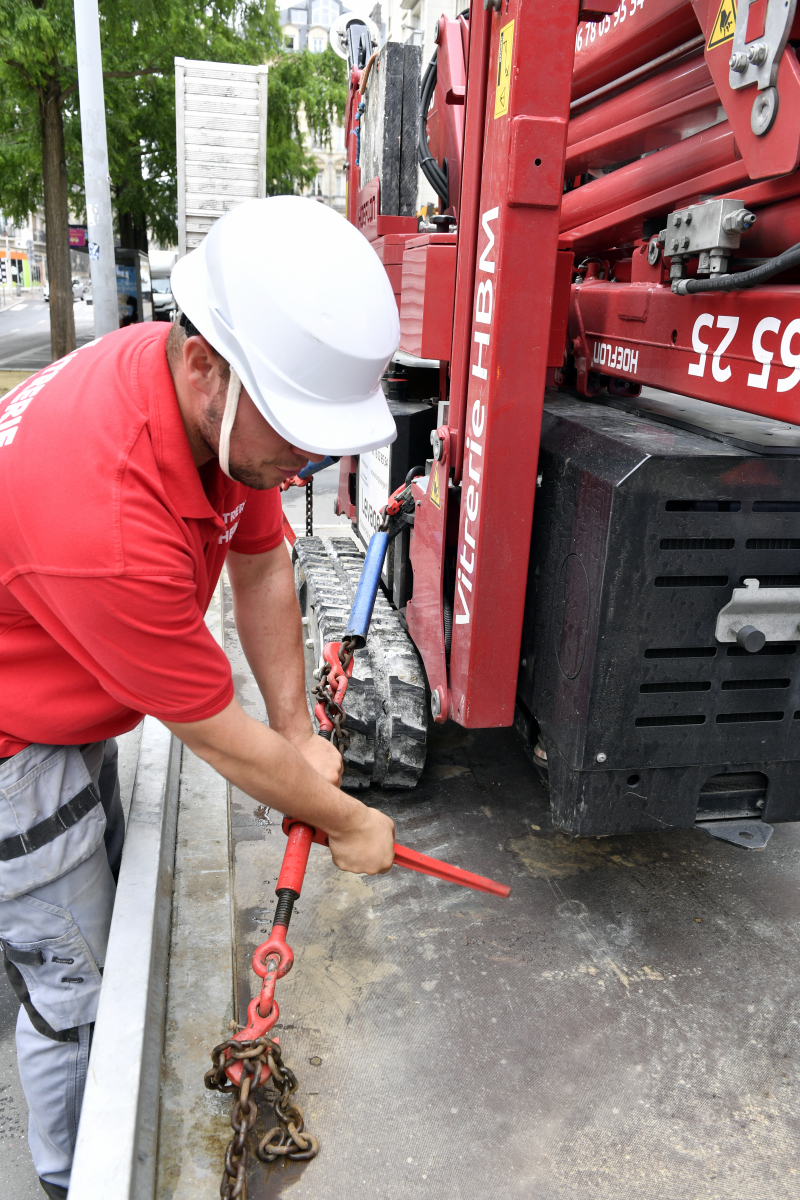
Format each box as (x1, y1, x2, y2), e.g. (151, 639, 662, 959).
(199, 379, 269, 489)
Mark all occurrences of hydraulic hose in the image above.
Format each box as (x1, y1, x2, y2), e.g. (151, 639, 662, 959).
(673, 240, 800, 294)
(419, 50, 449, 208)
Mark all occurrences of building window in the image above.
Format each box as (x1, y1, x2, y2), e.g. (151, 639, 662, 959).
(310, 0, 337, 25)
(314, 173, 324, 196)
(336, 171, 345, 197)
(289, 8, 307, 22)
(285, 35, 296, 48)
(311, 36, 326, 51)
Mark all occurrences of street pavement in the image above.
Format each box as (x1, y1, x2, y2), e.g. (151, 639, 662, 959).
(0, 294, 96, 370)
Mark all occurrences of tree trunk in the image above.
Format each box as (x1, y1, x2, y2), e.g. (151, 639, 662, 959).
(117, 205, 148, 253)
(40, 78, 75, 362)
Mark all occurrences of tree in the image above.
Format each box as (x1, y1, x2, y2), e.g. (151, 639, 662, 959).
(0, 0, 346, 361)
(0, 1, 80, 359)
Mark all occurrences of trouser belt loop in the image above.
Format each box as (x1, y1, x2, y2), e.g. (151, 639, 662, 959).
(0, 782, 101, 863)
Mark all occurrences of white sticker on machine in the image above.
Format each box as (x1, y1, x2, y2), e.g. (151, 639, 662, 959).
(358, 444, 392, 568)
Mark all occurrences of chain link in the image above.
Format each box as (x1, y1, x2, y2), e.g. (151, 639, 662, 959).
(311, 637, 355, 754)
(206, 1033, 319, 1198)
(305, 476, 314, 538)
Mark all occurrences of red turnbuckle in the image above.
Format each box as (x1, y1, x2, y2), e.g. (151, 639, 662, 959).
(223, 823, 314, 1086)
(282, 818, 512, 898)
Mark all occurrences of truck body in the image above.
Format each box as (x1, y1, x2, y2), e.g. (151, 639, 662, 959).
(325, 0, 800, 841)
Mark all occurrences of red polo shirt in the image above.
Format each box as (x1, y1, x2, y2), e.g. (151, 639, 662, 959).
(0, 323, 284, 756)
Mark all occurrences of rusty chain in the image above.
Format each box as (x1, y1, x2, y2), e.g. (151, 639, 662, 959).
(205, 1032, 319, 1198)
(311, 636, 356, 754)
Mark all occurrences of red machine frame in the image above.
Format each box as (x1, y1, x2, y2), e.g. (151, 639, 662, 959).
(342, 0, 800, 731)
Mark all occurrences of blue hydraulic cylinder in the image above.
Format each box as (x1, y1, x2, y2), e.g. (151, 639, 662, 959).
(345, 531, 390, 648)
(297, 455, 339, 480)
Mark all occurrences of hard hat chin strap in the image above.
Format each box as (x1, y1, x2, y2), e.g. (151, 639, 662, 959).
(218, 368, 241, 480)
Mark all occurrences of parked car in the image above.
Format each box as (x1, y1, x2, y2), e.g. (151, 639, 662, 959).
(151, 277, 176, 322)
(42, 281, 91, 303)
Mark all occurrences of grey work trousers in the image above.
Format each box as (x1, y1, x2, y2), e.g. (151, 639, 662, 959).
(0, 740, 124, 1192)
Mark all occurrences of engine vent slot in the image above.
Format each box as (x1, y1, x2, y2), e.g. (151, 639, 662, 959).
(645, 647, 717, 659)
(660, 538, 735, 550)
(727, 643, 797, 656)
(746, 538, 800, 550)
(655, 575, 728, 588)
(716, 711, 784, 723)
(696, 771, 767, 821)
(738, 574, 800, 587)
(721, 677, 790, 691)
(753, 501, 800, 512)
(635, 714, 706, 727)
(665, 500, 741, 512)
(640, 681, 711, 693)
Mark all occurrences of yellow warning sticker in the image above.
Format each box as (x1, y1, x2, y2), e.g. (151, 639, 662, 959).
(494, 20, 514, 118)
(707, 0, 737, 50)
(430, 462, 441, 509)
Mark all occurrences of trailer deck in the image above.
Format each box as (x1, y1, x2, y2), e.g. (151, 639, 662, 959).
(152, 540, 800, 1199)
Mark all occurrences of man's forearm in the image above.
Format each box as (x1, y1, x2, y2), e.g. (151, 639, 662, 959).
(226, 544, 311, 740)
(163, 698, 394, 874)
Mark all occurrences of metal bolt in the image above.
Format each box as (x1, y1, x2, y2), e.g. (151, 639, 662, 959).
(647, 238, 661, 266)
(305, 639, 314, 648)
(596, 752, 607, 763)
(671, 239, 679, 252)
(430, 429, 443, 461)
(680, 235, 690, 250)
(730, 51, 748, 72)
(430, 690, 441, 718)
(747, 42, 768, 65)
(736, 624, 766, 654)
(684, 211, 692, 225)
(520, 658, 527, 668)
(673, 215, 682, 227)
(434, 18, 440, 41)
(751, 86, 779, 137)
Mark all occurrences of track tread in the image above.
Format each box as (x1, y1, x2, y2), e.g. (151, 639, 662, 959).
(293, 535, 427, 788)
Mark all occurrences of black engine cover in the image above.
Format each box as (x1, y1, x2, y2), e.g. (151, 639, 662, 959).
(517, 396, 800, 836)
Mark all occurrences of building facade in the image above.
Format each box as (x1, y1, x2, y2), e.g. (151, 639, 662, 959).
(0, 210, 48, 295)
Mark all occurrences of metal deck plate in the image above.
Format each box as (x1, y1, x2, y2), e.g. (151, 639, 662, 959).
(221, 591, 800, 1199)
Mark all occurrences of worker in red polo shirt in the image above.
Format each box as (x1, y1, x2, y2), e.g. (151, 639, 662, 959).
(0, 196, 400, 1199)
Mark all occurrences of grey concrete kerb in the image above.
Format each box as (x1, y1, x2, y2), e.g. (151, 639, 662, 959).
(68, 717, 181, 1200)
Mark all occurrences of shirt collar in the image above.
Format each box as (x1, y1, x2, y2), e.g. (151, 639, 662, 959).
(142, 326, 220, 523)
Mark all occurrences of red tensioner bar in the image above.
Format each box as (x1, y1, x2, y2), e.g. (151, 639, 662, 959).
(281, 816, 512, 898)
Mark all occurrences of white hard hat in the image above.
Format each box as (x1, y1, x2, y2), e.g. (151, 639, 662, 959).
(170, 196, 399, 456)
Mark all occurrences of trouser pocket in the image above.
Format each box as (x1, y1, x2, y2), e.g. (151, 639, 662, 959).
(0, 745, 107, 900)
(2, 925, 102, 1037)
(0, 843, 114, 1034)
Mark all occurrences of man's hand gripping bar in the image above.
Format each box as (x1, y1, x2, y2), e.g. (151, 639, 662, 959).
(282, 817, 511, 898)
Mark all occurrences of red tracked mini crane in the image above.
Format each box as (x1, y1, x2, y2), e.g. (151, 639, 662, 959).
(298, 0, 800, 847)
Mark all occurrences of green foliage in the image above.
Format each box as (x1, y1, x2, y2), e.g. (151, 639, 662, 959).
(0, 0, 347, 243)
(267, 46, 347, 196)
